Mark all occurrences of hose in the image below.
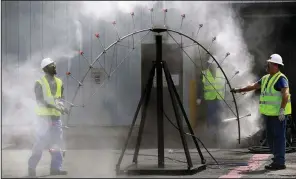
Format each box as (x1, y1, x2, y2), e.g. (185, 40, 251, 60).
(248, 145, 296, 154)
(161, 110, 221, 167)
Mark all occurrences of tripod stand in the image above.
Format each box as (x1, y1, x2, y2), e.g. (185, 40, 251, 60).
(116, 34, 206, 175)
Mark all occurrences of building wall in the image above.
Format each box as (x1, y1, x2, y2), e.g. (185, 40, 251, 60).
(1, 1, 145, 126)
(1, 1, 193, 127)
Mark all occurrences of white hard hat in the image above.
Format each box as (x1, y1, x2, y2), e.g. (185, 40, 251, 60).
(41, 58, 55, 69)
(267, 54, 284, 66)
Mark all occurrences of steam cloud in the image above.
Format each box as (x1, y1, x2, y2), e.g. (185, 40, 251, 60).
(2, 1, 271, 176)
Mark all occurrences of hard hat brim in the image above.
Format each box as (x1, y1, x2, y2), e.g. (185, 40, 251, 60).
(267, 59, 284, 66)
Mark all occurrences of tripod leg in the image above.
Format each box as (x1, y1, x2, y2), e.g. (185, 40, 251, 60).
(133, 63, 156, 163)
(116, 64, 156, 172)
(162, 63, 193, 169)
(163, 61, 206, 164)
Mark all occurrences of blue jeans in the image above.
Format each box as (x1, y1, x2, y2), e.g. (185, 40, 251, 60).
(264, 115, 287, 165)
(28, 116, 64, 170)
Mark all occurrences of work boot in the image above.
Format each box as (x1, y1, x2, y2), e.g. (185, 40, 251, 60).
(28, 168, 36, 177)
(265, 163, 286, 170)
(50, 169, 68, 175)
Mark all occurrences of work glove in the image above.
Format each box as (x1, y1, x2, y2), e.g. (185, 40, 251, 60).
(59, 106, 69, 115)
(55, 100, 69, 115)
(230, 88, 240, 93)
(279, 108, 285, 121)
(196, 98, 202, 105)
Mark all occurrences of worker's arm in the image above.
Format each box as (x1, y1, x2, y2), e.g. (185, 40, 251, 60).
(61, 84, 65, 99)
(277, 76, 290, 109)
(277, 76, 289, 121)
(35, 82, 47, 106)
(196, 73, 204, 104)
(231, 77, 261, 93)
(34, 82, 64, 111)
(280, 87, 289, 109)
(237, 82, 261, 93)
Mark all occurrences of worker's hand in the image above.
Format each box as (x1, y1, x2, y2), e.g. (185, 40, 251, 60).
(54, 104, 68, 115)
(230, 88, 240, 93)
(196, 99, 202, 105)
(60, 106, 69, 115)
(279, 108, 285, 121)
(63, 108, 69, 115)
(55, 99, 65, 108)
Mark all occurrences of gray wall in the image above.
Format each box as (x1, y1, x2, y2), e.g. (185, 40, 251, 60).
(1, 1, 145, 126)
(2, 1, 194, 127)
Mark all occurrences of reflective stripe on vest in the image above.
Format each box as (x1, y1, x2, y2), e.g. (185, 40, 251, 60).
(35, 76, 62, 116)
(202, 69, 225, 100)
(259, 72, 292, 116)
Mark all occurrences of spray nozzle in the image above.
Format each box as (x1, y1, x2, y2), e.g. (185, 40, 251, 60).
(79, 51, 84, 55)
(222, 113, 251, 123)
(112, 21, 116, 25)
(149, 8, 153, 12)
(235, 71, 239, 75)
(163, 8, 168, 12)
(95, 33, 100, 38)
(226, 52, 230, 57)
(181, 14, 185, 18)
(66, 72, 71, 76)
(130, 12, 134, 16)
(199, 24, 203, 28)
(212, 37, 216, 42)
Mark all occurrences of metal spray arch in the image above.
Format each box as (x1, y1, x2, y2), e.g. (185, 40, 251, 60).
(62, 8, 243, 144)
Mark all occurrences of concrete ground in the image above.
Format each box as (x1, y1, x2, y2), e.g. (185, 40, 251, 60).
(2, 126, 296, 178)
(2, 148, 296, 178)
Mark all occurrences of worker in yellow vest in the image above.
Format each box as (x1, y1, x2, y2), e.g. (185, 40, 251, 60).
(231, 54, 291, 170)
(28, 58, 68, 177)
(197, 62, 226, 144)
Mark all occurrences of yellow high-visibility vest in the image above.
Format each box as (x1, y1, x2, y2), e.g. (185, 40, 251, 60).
(35, 76, 62, 116)
(259, 71, 292, 116)
(202, 69, 225, 100)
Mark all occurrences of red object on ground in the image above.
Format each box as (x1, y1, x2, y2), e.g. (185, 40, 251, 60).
(219, 154, 270, 178)
(95, 33, 99, 38)
(66, 72, 71, 75)
(79, 51, 84, 55)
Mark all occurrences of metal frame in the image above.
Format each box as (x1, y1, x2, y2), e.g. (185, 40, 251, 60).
(65, 27, 241, 144)
(62, 10, 246, 176)
(115, 33, 206, 175)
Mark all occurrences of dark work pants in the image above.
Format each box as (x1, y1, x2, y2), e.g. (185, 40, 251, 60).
(206, 100, 223, 137)
(264, 115, 287, 165)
